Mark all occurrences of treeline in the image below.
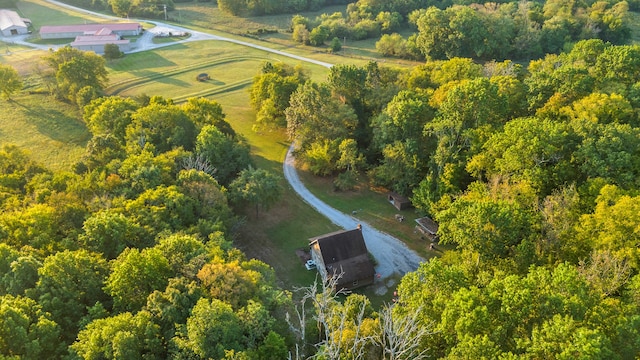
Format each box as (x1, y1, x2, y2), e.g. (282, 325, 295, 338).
(53, 0, 175, 19)
(217, 0, 351, 17)
(291, 0, 632, 61)
(250, 40, 640, 357)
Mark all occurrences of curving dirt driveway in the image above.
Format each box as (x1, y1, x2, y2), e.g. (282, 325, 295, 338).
(284, 145, 424, 283)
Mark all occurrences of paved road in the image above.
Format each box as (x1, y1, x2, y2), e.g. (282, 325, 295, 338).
(2, 2, 424, 280)
(284, 145, 424, 280)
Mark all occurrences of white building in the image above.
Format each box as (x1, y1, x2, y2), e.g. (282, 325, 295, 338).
(0, 9, 30, 36)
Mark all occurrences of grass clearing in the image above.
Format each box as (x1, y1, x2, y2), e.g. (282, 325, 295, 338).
(105, 41, 331, 101)
(17, 0, 111, 29)
(0, 94, 89, 172)
(0, 47, 48, 75)
(171, 3, 346, 35)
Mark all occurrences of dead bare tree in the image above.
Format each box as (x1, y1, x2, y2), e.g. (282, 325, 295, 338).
(287, 272, 375, 360)
(579, 250, 632, 297)
(182, 153, 216, 176)
(373, 304, 432, 360)
(288, 272, 433, 360)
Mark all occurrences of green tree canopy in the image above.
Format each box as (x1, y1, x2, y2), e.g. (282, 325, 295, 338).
(0, 64, 23, 100)
(71, 311, 164, 359)
(229, 167, 282, 219)
(182, 97, 235, 136)
(45, 46, 108, 103)
(0, 294, 63, 359)
(35, 249, 110, 343)
(127, 101, 197, 154)
(195, 125, 252, 186)
(105, 247, 173, 312)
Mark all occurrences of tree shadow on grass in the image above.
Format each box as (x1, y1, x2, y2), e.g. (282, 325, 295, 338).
(128, 69, 192, 88)
(202, 78, 225, 86)
(110, 50, 178, 72)
(15, 101, 90, 145)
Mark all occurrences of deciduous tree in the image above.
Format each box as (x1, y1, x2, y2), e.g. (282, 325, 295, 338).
(105, 247, 173, 312)
(35, 249, 110, 343)
(195, 125, 252, 186)
(0, 64, 22, 100)
(229, 167, 282, 218)
(0, 294, 63, 358)
(44, 46, 108, 103)
(71, 311, 164, 359)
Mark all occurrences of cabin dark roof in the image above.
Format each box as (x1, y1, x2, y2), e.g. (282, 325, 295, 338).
(309, 228, 375, 286)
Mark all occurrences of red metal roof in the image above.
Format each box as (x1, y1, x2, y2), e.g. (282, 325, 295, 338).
(40, 23, 140, 34)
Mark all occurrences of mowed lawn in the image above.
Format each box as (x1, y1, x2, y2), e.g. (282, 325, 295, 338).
(0, 95, 89, 172)
(106, 40, 330, 99)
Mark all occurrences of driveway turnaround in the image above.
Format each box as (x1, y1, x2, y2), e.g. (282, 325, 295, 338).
(284, 145, 424, 280)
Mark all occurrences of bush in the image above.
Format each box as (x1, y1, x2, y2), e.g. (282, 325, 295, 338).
(333, 170, 358, 191)
(103, 44, 123, 60)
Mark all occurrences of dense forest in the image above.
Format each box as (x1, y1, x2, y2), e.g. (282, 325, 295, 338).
(2, 0, 640, 357)
(291, 0, 632, 61)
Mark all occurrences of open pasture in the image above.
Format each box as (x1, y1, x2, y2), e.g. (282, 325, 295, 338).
(0, 94, 88, 171)
(106, 40, 331, 102)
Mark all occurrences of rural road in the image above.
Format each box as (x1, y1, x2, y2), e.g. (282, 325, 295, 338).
(284, 145, 424, 281)
(2, 2, 424, 282)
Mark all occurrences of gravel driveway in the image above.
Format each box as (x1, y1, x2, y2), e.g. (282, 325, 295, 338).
(284, 145, 425, 287)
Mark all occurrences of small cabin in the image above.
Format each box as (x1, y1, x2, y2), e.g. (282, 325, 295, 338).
(387, 192, 412, 211)
(309, 227, 376, 291)
(196, 73, 209, 81)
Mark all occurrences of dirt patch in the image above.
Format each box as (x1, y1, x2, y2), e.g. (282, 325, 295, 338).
(295, 248, 311, 264)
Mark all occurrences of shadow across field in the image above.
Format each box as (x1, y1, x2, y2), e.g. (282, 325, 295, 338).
(111, 51, 178, 71)
(14, 100, 89, 145)
(129, 70, 191, 88)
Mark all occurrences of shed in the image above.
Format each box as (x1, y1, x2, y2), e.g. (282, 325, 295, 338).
(387, 192, 412, 211)
(309, 227, 376, 291)
(0, 9, 29, 36)
(415, 216, 439, 242)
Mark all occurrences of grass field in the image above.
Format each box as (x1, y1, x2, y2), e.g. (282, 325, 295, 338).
(0, 95, 89, 172)
(105, 43, 330, 102)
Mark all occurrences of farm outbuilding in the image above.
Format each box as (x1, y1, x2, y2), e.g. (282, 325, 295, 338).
(70, 28, 130, 54)
(387, 192, 412, 211)
(415, 216, 439, 242)
(309, 226, 376, 291)
(39, 22, 141, 39)
(0, 9, 30, 36)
